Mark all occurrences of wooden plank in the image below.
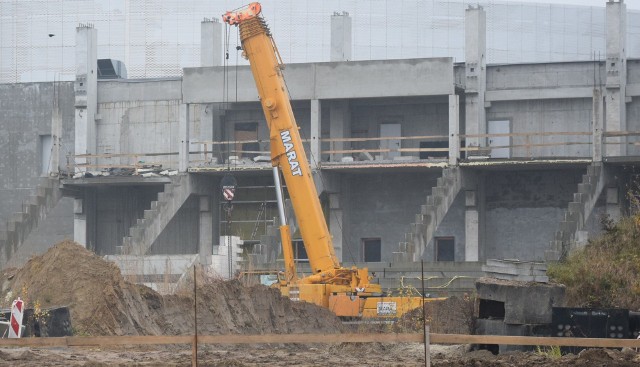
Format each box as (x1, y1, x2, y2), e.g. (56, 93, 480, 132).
(462, 132, 591, 138)
(429, 333, 640, 348)
(65, 335, 193, 346)
(0, 333, 639, 348)
(197, 333, 422, 344)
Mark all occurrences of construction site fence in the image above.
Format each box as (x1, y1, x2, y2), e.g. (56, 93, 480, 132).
(2, 332, 640, 349)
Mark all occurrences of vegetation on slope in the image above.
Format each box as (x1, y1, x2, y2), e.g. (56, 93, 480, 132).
(548, 214, 640, 310)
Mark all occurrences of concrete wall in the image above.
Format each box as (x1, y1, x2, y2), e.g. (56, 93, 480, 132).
(487, 99, 593, 158)
(97, 79, 184, 169)
(92, 185, 163, 255)
(350, 97, 449, 159)
(151, 195, 199, 254)
(0, 82, 74, 239)
(484, 169, 583, 261)
(343, 171, 440, 262)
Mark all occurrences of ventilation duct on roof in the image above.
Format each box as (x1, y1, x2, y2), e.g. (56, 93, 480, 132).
(97, 59, 127, 79)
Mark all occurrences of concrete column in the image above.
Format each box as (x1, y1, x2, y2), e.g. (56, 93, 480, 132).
(50, 88, 62, 176)
(74, 25, 98, 172)
(449, 94, 460, 165)
(330, 12, 352, 62)
(464, 191, 479, 261)
(179, 104, 190, 172)
(310, 99, 322, 169)
(605, 0, 627, 157)
(199, 104, 214, 163)
(201, 19, 223, 67)
(606, 187, 621, 223)
(73, 198, 86, 247)
(464, 6, 487, 151)
(329, 101, 350, 162)
(199, 195, 213, 265)
(592, 88, 604, 162)
(329, 193, 343, 261)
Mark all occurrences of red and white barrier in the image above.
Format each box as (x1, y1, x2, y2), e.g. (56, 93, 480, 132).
(0, 298, 25, 338)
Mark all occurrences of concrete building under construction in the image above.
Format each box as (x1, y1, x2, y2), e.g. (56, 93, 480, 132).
(1, 0, 638, 292)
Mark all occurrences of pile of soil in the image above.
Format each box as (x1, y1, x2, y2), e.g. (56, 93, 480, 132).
(395, 295, 475, 334)
(1, 240, 343, 336)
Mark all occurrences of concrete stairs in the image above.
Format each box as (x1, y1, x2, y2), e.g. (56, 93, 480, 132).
(394, 167, 462, 262)
(121, 174, 191, 255)
(546, 163, 605, 261)
(0, 177, 62, 267)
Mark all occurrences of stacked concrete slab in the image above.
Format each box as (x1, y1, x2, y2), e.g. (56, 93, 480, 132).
(475, 277, 565, 353)
(482, 259, 548, 283)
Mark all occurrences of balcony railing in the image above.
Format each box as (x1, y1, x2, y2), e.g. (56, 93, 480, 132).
(65, 130, 640, 175)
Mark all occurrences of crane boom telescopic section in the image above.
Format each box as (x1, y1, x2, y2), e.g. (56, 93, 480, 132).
(223, 3, 340, 276)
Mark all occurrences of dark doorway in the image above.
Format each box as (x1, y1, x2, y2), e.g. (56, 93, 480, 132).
(363, 238, 382, 262)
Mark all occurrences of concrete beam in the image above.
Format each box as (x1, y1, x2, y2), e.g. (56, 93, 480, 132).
(485, 87, 594, 102)
(182, 58, 455, 103)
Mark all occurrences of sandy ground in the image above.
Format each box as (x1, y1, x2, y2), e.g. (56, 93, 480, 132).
(0, 344, 639, 366)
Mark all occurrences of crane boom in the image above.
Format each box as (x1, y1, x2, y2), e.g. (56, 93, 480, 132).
(225, 4, 340, 276)
(223, 3, 437, 319)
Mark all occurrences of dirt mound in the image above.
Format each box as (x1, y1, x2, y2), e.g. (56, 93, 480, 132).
(395, 295, 475, 334)
(2, 240, 342, 336)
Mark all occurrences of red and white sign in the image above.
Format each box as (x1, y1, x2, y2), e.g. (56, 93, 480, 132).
(223, 188, 235, 201)
(8, 297, 24, 338)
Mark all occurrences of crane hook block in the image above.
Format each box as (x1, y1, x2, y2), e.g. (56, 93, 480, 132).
(222, 2, 262, 25)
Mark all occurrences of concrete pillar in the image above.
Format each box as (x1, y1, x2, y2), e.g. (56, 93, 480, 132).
(606, 187, 621, 222)
(199, 195, 213, 265)
(329, 193, 343, 261)
(201, 19, 223, 67)
(329, 101, 350, 162)
(179, 104, 190, 172)
(330, 12, 352, 62)
(74, 25, 98, 172)
(199, 104, 215, 163)
(50, 88, 62, 176)
(310, 99, 322, 169)
(464, 6, 487, 151)
(449, 94, 460, 165)
(73, 198, 86, 247)
(605, 0, 627, 157)
(464, 190, 479, 261)
(592, 88, 604, 162)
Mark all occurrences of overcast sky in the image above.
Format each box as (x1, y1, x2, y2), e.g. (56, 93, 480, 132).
(502, 0, 639, 10)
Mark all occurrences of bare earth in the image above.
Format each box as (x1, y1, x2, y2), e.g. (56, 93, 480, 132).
(1, 241, 639, 366)
(0, 344, 639, 366)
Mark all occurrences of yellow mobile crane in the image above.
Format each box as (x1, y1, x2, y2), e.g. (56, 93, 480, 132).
(223, 3, 430, 318)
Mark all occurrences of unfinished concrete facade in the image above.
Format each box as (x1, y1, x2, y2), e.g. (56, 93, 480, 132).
(1, 1, 638, 292)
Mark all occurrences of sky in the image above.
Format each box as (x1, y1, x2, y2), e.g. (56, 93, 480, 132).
(503, 0, 640, 10)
